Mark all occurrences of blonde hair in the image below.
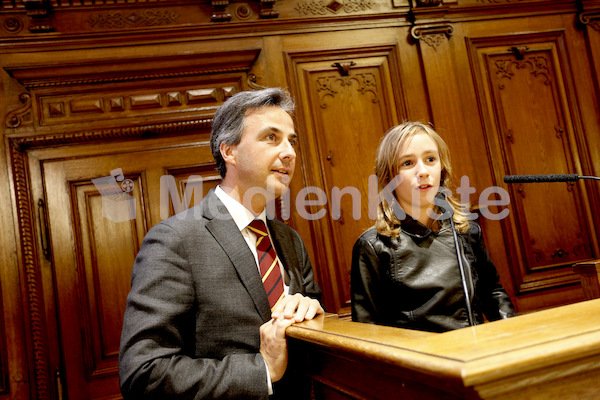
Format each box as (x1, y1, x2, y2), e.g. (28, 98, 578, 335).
(375, 121, 470, 237)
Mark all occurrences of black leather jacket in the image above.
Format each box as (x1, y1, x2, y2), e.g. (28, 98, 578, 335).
(351, 217, 516, 332)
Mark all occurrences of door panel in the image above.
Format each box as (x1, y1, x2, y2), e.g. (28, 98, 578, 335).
(468, 32, 598, 295)
(40, 138, 219, 400)
(286, 45, 407, 313)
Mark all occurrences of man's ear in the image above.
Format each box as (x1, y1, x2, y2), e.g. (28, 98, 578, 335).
(220, 142, 237, 168)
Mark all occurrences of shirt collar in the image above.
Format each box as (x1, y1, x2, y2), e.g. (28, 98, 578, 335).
(400, 214, 434, 239)
(214, 186, 267, 231)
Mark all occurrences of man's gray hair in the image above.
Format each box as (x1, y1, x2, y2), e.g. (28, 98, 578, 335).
(210, 88, 295, 178)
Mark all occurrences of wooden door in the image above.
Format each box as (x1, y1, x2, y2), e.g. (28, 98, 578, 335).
(285, 45, 408, 314)
(468, 31, 599, 298)
(31, 135, 219, 400)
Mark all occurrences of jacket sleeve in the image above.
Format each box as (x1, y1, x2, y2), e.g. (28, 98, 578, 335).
(351, 236, 381, 324)
(118, 222, 269, 400)
(470, 225, 517, 321)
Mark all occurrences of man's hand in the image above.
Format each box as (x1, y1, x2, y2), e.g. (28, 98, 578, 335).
(271, 293, 324, 322)
(259, 317, 295, 383)
(260, 294, 324, 383)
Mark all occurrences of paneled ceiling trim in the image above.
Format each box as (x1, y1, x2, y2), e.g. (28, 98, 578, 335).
(4, 48, 261, 89)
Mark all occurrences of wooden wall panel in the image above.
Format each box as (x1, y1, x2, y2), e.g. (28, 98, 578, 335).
(73, 180, 144, 378)
(285, 45, 407, 314)
(1, 1, 599, 399)
(168, 165, 222, 218)
(39, 140, 216, 400)
(468, 32, 599, 295)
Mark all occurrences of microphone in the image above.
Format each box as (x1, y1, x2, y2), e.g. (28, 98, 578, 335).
(504, 174, 600, 183)
(504, 174, 579, 183)
(437, 189, 475, 327)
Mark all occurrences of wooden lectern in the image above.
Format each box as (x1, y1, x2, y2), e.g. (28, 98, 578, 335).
(573, 260, 600, 300)
(286, 299, 600, 399)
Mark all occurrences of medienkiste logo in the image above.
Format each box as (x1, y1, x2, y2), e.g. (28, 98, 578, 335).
(93, 169, 511, 223)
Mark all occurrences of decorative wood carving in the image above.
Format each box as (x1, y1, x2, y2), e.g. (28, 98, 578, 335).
(294, 0, 374, 16)
(579, 11, 600, 32)
(259, 0, 279, 18)
(211, 0, 232, 22)
(316, 73, 378, 108)
(494, 55, 551, 89)
(36, 85, 237, 126)
(5, 93, 33, 128)
(24, 0, 54, 33)
(247, 73, 268, 90)
(234, 3, 254, 20)
(410, 23, 454, 50)
(2, 16, 24, 34)
(88, 9, 179, 29)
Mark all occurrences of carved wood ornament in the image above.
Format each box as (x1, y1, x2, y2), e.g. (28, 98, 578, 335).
(5, 93, 32, 128)
(24, 0, 54, 33)
(579, 10, 600, 32)
(410, 23, 454, 50)
(317, 73, 378, 108)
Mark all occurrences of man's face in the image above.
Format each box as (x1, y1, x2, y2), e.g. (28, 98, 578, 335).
(226, 106, 297, 202)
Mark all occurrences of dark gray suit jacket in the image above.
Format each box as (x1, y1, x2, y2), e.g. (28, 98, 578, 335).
(119, 190, 322, 399)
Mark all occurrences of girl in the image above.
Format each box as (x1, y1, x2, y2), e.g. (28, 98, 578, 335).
(351, 122, 515, 332)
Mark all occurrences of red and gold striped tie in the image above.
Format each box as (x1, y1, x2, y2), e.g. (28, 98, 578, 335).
(248, 219, 285, 310)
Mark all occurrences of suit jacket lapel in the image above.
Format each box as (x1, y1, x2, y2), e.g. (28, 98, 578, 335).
(203, 191, 272, 321)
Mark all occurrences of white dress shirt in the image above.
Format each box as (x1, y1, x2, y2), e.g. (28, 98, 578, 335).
(214, 186, 290, 394)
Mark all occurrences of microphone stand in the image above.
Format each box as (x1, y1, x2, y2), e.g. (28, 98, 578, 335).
(442, 191, 475, 327)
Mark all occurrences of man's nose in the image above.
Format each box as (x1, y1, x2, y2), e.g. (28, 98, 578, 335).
(280, 140, 296, 160)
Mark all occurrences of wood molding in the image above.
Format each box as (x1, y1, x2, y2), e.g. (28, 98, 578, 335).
(9, 137, 51, 400)
(4, 49, 260, 90)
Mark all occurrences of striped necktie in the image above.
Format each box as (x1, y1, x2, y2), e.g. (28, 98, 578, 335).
(247, 219, 285, 310)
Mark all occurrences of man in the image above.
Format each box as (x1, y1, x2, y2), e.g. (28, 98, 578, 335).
(119, 88, 323, 399)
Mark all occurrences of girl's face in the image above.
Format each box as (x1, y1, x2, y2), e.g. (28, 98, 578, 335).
(393, 133, 442, 216)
